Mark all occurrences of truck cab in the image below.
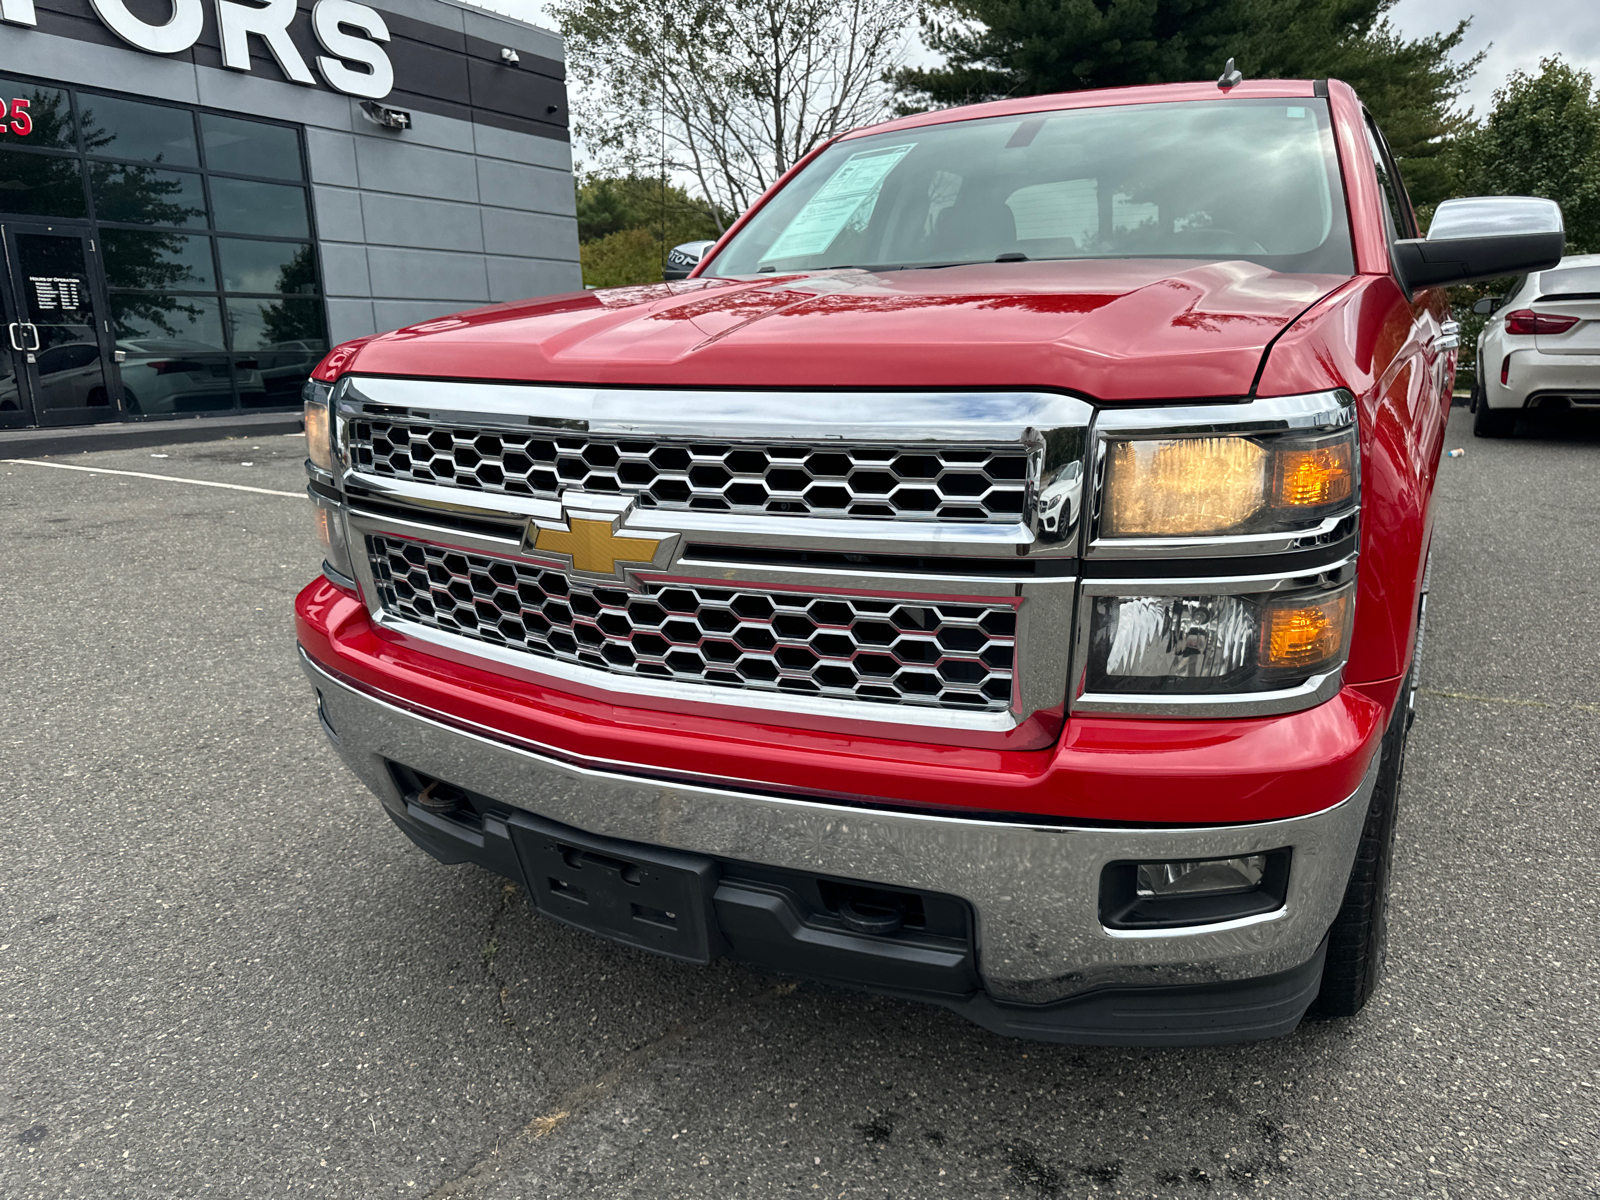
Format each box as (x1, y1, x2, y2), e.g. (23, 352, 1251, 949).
(296, 78, 1561, 1044)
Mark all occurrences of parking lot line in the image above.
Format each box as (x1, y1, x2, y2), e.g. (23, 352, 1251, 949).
(2, 458, 302, 499)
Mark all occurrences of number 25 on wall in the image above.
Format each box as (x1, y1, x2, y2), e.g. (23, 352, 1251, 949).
(0, 99, 32, 136)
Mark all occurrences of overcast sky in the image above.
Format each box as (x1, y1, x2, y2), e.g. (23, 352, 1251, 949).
(1390, 0, 1600, 113)
(468, 0, 1600, 120)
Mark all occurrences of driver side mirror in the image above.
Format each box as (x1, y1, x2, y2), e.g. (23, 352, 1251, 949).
(1471, 295, 1505, 315)
(1392, 197, 1564, 294)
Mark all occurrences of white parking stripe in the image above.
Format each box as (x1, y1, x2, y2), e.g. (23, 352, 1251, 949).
(2, 458, 302, 499)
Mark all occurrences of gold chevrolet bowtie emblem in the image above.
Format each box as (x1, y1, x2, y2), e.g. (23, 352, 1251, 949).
(531, 514, 664, 577)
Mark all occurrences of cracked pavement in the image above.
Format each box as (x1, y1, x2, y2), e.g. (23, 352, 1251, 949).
(2, 407, 1598, 1198)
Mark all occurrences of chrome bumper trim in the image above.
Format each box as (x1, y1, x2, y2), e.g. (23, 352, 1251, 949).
(303, 650, 1376, 1004)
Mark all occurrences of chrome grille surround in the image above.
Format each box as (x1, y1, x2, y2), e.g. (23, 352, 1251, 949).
(368, 534, 1017, 711)
(349, 418, 1031, 522)
(329, 377, 1094, 743)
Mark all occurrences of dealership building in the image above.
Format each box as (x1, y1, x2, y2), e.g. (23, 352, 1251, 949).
(0, 0, 580, 431)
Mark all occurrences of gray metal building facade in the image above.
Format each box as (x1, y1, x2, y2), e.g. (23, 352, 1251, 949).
(0, 0, 579, 429)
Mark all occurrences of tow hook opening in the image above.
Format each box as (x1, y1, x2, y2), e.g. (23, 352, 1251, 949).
(817, 880, 926, 935)
(388, 763, 483, 830)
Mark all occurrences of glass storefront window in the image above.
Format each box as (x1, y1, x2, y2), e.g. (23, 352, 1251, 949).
(110, 293, 228, 347)
(200, 113, 302, 181)
(79, 94, 198, 167)
(0, 79, 79, 150)
(90, 162, 205, 227)
(209, 178, 310, 238)
(0, 147, 86, 217)
(227, 295, 327, 350)
(218, 239, 318, 294)
(0, 79, 324, 417)
(102, 230, 216, 290)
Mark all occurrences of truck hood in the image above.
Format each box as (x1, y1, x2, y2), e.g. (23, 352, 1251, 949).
(349, 261, 1350, 402)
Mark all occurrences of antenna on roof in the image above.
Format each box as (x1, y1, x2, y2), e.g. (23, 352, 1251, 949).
(1217, 58, 1243, 89)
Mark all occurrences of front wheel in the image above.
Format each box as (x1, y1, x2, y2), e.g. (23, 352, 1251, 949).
(1305, 676, 1410, 1020)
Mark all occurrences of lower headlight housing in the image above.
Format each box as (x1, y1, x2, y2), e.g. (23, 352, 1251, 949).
(1079, 577, 1354, 710)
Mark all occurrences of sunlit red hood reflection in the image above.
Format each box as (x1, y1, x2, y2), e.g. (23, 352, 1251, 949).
(348, 261, 1350, 401)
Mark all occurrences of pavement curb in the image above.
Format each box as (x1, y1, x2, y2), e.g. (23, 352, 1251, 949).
(0, 412, 302, 457)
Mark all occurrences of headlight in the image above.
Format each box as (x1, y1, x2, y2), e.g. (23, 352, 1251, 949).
(302, 379, 353, 583)
(1084, 580, 1354, 700)
(1102, 428, 1355, 538)
(303, 379, 336, 474)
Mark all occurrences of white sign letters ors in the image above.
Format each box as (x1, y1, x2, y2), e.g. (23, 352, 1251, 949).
(0, 0, 395, 101)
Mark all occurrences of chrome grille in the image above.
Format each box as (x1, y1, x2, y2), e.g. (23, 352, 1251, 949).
(368, 535, 1016, 711)
(350, 420, 1030, 522)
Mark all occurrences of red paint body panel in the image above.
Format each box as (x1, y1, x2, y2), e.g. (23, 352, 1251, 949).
(333, 261, 1342, 400)
(304, 78, 1442, 830)
(298, 580, 1396, 825)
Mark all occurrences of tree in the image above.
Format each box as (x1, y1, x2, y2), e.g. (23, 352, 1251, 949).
(894, 0, 1479, 210)
(1455, 58, 1600, 254)
(574, 174, 727, 288)
(575, 174, 725, 245)
(554, 0, 914, 225)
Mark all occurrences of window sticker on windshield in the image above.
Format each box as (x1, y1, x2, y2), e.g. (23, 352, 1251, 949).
(761, 143, 915, 261)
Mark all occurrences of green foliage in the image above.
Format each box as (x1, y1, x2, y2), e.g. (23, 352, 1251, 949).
(580, 226, 671, 288)
(573, 173, 727, 288)
(894, 0, 1479, 210)
(1454, 58, 1600, 254)
(575, 175, 723, 244)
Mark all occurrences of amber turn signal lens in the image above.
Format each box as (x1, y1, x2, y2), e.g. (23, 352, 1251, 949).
(1260, 594, 1350, 670)
(1275, 444, 1353, 508)
(304, 400, 335, 473)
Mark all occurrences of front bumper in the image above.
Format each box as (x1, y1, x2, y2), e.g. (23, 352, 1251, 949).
(303, 648, 1376, 1042)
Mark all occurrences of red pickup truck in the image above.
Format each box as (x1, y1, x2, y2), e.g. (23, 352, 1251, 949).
(296, 79, 1562, 1045)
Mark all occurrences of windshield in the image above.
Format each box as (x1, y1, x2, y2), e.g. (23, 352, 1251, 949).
(705, 99, 1353, 278)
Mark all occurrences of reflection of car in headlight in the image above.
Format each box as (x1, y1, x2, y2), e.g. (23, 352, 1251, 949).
(663, 240, 716, 280)
(117, 339, 265, 414)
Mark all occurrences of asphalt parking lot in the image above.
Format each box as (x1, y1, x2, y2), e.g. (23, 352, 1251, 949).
(2, 406, 1598, 1199)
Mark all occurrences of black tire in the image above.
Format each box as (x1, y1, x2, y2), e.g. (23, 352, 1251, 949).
(1473, 398, 1516, 438)
(1305, 677, 1410, 1020)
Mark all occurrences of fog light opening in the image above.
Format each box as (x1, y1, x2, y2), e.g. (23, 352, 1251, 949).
(1135, 854, 1266, 898)
(1101, 850, 1291, 930)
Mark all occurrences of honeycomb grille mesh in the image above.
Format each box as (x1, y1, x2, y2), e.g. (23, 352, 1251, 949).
(350, 420, 1030, 523)
(368, 536, 1016, 711)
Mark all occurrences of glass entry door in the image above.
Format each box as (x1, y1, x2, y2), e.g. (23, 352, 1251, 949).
(0, 223, 120, 427)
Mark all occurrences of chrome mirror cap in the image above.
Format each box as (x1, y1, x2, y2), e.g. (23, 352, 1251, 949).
(1394, 196, 1565, 293)
(1427, 196, 1564, 241)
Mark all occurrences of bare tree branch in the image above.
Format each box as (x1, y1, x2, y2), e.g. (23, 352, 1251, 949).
(555, 0, 913, 222)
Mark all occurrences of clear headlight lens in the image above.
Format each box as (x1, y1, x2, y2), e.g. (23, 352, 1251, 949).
(1103, 429, 1355, 538)
(1087, 583, 1353, 695)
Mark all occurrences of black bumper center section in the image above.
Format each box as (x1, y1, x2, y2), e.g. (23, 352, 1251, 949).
(379, 759, 1327, 1045)
(513, 815, 726, 964)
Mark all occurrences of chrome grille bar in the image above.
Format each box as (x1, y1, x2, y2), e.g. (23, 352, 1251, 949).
(349, 419, 1030, 523)
(368, 534, 1018, 711)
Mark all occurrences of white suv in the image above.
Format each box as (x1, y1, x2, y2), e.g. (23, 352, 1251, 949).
(1472, 253, 1600, 436)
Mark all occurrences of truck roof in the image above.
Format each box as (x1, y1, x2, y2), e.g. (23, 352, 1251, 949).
(852, 79, 1325, 139)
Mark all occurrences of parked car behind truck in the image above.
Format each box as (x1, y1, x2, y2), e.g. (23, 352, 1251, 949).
(1471, 252, 1600, 436)
(297, 78, 1561, 1045)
